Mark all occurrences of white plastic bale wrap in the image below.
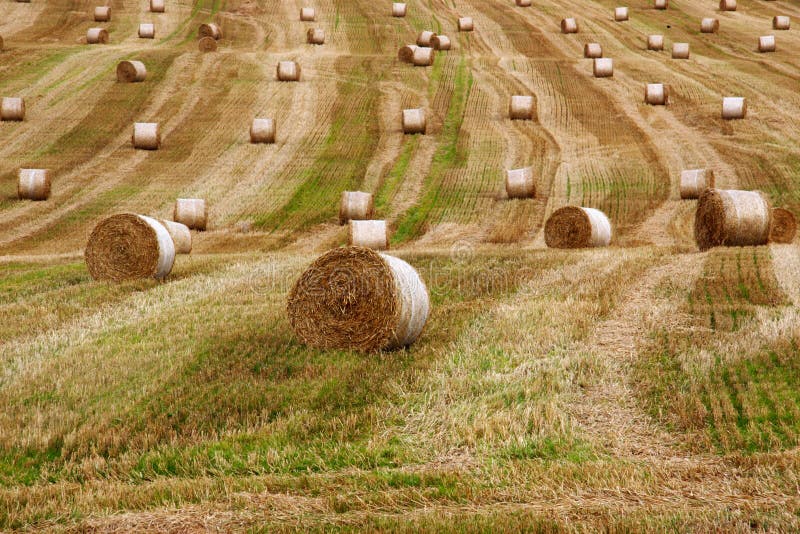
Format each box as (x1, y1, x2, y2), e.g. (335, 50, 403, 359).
(647, 35, 664, 50)
(645, 83, 668, 105)
(722, 97, 746, 119)
(505, 167, 535, 199)
(672, 42, 690, 58)
(593, 58, 613, 77)
(758, 35, 775, 52)
(142, 215, 177, 278)
(584, 43, 602, 58)
(380, 253, 431, 349)
(614, 7, 628, 21)
(773, 16, 790, 30)
(584, 208, 612, 246)
(392, 3, 406, 16)
(349, 220, 388, 250)
(138, 23, 155, 38)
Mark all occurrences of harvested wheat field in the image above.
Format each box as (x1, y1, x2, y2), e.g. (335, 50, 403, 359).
(2, 0, 800, 530)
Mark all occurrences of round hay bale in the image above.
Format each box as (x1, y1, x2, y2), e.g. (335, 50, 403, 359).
(758, 35, 776, 52)
(402, 108, 426, 134)
(198, 36, 217, 52)
(614, 7, 629, 21)
(150, 0, 165, 12)
(417, 30, 434, 47)
(672, 42, 689, 59)
(174, 198, 207, 230)
(1, 97, 25, 121)
(719, 0, 736, 11)
(138, 23, 155, 38)
(300, 7, 316, 21)
(86, 28, 109, 44)
(509, 95, 534, 120)
(349, 220, 388, 250)
(654, 0, 668, 9)
(277, 61, 301, 81)
(198, 23, 222, 39)
(94, 6, 110, 21)
(132, 122, 160, 150)
(584, 42, 602, 58)
(339, 191, 374, 225)
(85, 214, 175, 281)
(647, 34, 664, 50)
(680, 168, 715, 199)
(545, 206, 612, 248)
(770, 208, 797, 244)
(773, 16, 790, 30)
(505, 167, 535, 199)
(412, 46, 434, 66)
(286, 246, 430, 352)
(431, 34, 451, 50)
(17, 169, 50, 201)
(250, 118, 275, 144)
(458, 17, 474, 31)
(0, 35, 4, 51)
(392, 2, 406, 16)
(307, 28, 325, 44)
(645, 83, 669, 105)
(398, 44, 417, 62)
(593, 57, 613, 78)
(701, 18, 719, 33)
(516, 0, 532, 6)
(694, 189, 771, 250)
(561, 18, 579, 33)
(722, 97, 746, 120)
(117, 60, 147, 82)
(158, 219, 192, 254)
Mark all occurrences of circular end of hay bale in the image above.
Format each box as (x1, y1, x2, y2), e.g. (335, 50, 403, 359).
(340, 191, 375, 225)
(117, 60, 147, 82)
(94, 6, 110, 21)
(250, 117, 275, 143)
(431, 35, 451, 50)
(561, 18, 578, 33)
(583, 43, 602, 58)
(87, 28, 109, 44)
(198, 23, 221, 39)
(158, 219, 192, 254)
(198, 36, 218, 52)
(694, 189, 726, 250)
(306, 28, 325, 44)
(545, 206, 611, 248)
(505, 167, 535, 199)
(277, 61, 301, 81)
(593, 58, 613, 77)
(174, 198, 208, 230)
(392, 2, 407, 16)
(398, 44, 417, 62)
(132, 122, 160, 150)
(85, 213, 175, 281)
(770, 208, 797, 244)
(509, 95, 534, 120)
(17, 169, 50, 201)
(645, 83, 669, 105)
(1, 97, 25, 121)
(416, 30, 434, 46)
(287, 246, 429, 352)
(647, 35, 664, 50)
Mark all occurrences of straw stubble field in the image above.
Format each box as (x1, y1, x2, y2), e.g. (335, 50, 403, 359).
(2, 0, 800, 530)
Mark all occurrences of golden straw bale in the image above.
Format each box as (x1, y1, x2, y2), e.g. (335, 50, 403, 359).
(402, 108, 426, 134)
(339, 191, 374, 225)
(509, 95, 534, 120)
(392, 3, 406, 16)
(117, 60, 147, 82)
(198, 23, 222, 39)
(647, 35, 664, 50)
(545, 206, 612, 248)
(770, 208, 797, 244)
(417, 30, 434, 46)
(431, 35, 451, 50)
(277, 61, 301, 81)
(349, 220, 388, 250)
(458, 17, 474, 31)
(1, 97, 25, 121)
(174, 198, 207, 230)
(300, 7, 315, 21)
(680, 169, 715, 199)
(94, 6, 110, 21)
(132, 122, 160, 150)
(722, 97, 746, 119)
(672, 42, 689, 58)
(412, 46, 434, 66)
(198, 36, 217, 52)
(701, 18, 719, 33)
(250, 118, 275, 144)
(87, 28, 109, 44)
(593, 57, 613, 77)
(758, 35, 775, 52)
(138, 23, 155, 38)
(773, 16, 790, 30)
(150, 0, 165, 12)
(505, 167, 535, 199)
(645, 83, 669, 105)
(307, 28, 325, 44)
(695, 189, 771, 250)
(614, 7, 629, 21)
(584, 43, 602, 58)
(561, 18, 578, 33)
(17, 169, 50, 201)
(158, 219, 192, 254)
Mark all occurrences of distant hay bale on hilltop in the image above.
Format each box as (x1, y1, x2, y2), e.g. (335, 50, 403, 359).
(516, 0, 532, 6)
(300, 7, 315, 21)
(402, 108, 426, 134)
(458, 17, 474, 31)
(340, 191, 374, 225)
(307, 28, 325, 44)
(150, 0, 165, 12)
(645, 83, 669, 105)
(584, 43, 602, 58)
(773, 16, 790, 30)
(654, 0, 668, 10)
(412, 46, 434, 66)
(695, 189, 771, 250)
(0, 35, 4, 51)
(509, 95, 534, 120)
(286, 246, 430, 352)
(199, 23, 222, 39)
(174, 198, 207, 230)
(17, 169, 50, 201)
(680, 169, 714, 199)
(758, 35, 775, 52)
(722, 97, 746, 119)
(719, 0, 736, 11)
(132, 122, 160, 150)
(432, 34, 451, 50)
(561, 18, 578, 33)
(593, 58, 613, 77)
(250, 118, 275, 144)
(158, 219, 192, 254)
(198, 36, 217, 52)
(87, 28, 109, 44)
(770, 208, 797, 244)
(138, 23, 155, 38)
(392, 2, 406, 17)
(417, 30, 434, 46)
(277, 61, 301, 81)
(94, 6, 110, 21)
(349, 220, 388, 250)
(545, 206, 612, 248)
(85, 214, 176, 281)
(614, 7, 629, 21)
(647, 35, 664, 50)
(1, 97, 25, 121)
(117, 60, 147, 82)
(672, 42, 689, 58)
(505, 167, 535, 199)
(701, 18, 719, 33)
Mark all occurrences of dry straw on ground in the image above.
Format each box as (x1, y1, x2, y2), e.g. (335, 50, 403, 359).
(250, 118, 275, 144)
(593, 58, 613, 77)
(722, 97, 746, 119)
(94, 6, 110, 21)
(198, 37, 217, 52)
(339, 191, 374, 225)
(398, 44, 417, 62)
(672, 42, 689, 59)
(1, 97, 25, 121)
(138, 23, 155, 38)
(277, 61, 300, 81)
(458, 17, 474, 31)
(132, 122, 160, 150)
(647, 35, 664, 50)
(654, 0, 668, 9)
(287, 246, 430, 352)
(173, 198, 207, 230)
(561, 18, 578, 33)
(719, 0, 736, 11)
(158, 219, 192, 254)
(150, 0, 164, 12)
(307, 28, 324, 44)
(412, 47, 434, 66)
(117, 60, 147, 82)
(770, 208, 797, 244)
(86, 28, 108, 44)
(509, 95, 534, 120)
(402, 108, 426, 134)
(392, 3, 406, 17)
(300, 7, 315, 21)
(199, 23, 221, 39)
(680, 168, 715, 199)
(614, 7, 628, 21)
(701, 18, 719, 33)
(584, 43, 602, 58)
(505, 167, 535, 199)
(545, 206, 612, 248)
(773, 16, 790, 30)
(758, 35, 776, 52)
(694, 189, 771, 250)
(17, 169, 50, 201)
(349, 220, 388, 250)
(85, 213, 175, 281)
(432, 35, 451, 50)
(645, 83, 669, 105)
(416, 31, 434, 46)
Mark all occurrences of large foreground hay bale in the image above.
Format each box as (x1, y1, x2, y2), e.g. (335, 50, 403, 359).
(398, 44, 417, 62)
(1, 97, 25, 121)
(402, 108, 426, 134)
(300, 7, 316, 21)
(117, 60, 147, 82)
(647, 34, 664, 50)
(349, 220, 388, 250)
(505, 167, 535, 199)
(277, 61, 301, 81)
(412, 46, 434, 66)
(701, 18, 719, 33)
(614, 7, 629, 21)
(132, 122, 160, 150)
(250, 118, 275, 144)
(392, 2, 406, 16)
(85, 214, 175, 281)
(695, 189, 771, 250)
(719, 0, 736, 11)
(593, 58, 613, 77)
(94, 6, 110, 21)
(680, 168, 715, 199)
(307, 28, 324, 44)
(417, 30, 434, 46)
(199, 23, 221, 39)
(758, 35, 776, 52)
(645, 83, 669, 105)
(458, 17, 474, 31)
(509, 95, 534, 120)
(672, 42, 689, 58)
(287, 247, 430, 352)
(17, 169, 50, 200)
(432, 34, 451, 50)
(722, 97, 746, 119)
(150, 0, 165, 12)
(773, 16, 790, 30)
(87, 28, 109, 44)
(545, 206, 612, 248)
(584, 42, 602, 58)
(158, 219, 192, 254)
(561, 18, 578, 33)
(174, 198, 207, 230)
(770, 208, 797, 243)
(198, 36, 217, 52)
(340, 191, 374, 224)
(138, 23, 155, 38)
(654, 0, 668, 9)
